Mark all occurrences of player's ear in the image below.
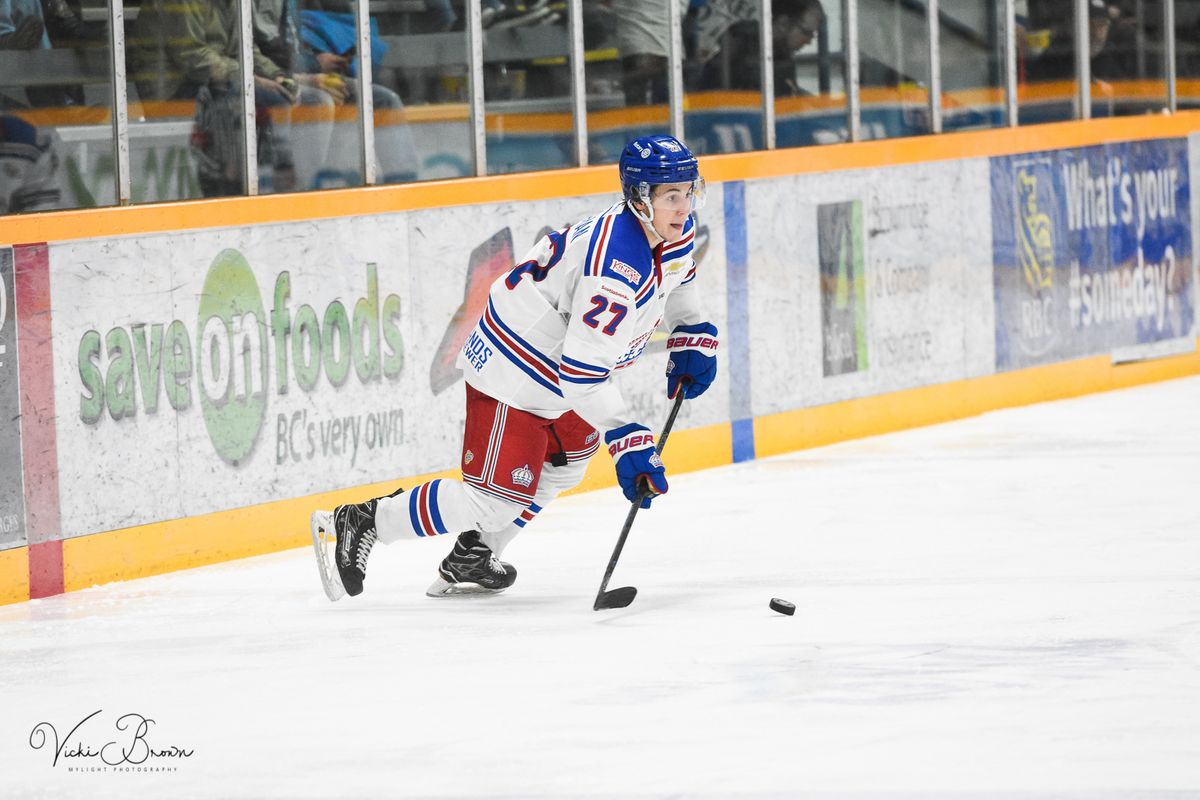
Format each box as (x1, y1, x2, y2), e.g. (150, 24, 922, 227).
(636, 187, 658, 212)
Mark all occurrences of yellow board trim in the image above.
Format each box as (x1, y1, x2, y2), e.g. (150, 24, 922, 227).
(4, 339, 1180, 604)
(57, 421, 732, 594)
(0, 546, 29, 605)
(6, 112, 1200, 247)
(61, 469, 448, 593)
(754, 343, 1200, 458)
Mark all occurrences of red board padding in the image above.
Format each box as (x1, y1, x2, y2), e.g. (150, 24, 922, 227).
(15, 243, 64, 598)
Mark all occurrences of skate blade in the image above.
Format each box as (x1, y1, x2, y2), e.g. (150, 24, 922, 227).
(311, 510, 347, 602)
(425, 575, 507, 598)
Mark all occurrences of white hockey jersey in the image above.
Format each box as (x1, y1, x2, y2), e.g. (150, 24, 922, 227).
(456, 200, 705, 432)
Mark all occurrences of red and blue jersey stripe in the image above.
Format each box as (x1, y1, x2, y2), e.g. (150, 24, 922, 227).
(513, 502, 543, 529)
(633, 274, 656, 308)
(479, 298, 563, 397)
(585, 211, 616, 278)
(408, 479, 448, 537)
(660, 224, 695, 264)
(558, 353, 610, 385)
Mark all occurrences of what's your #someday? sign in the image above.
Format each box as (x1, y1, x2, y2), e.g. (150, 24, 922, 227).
(991, 138, 1195, 371)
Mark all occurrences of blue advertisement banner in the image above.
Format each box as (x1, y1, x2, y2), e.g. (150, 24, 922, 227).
(991, 138, 1195, 371)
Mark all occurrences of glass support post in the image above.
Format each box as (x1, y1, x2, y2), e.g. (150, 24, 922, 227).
(568, 0, 587, 166)
(1075, 0, 1091, 119)
(106, 0, 130, 204)
(760, 0, 775, 149)
(927, 0, 942, 133)
(354, 0, 377, 184)
(1004, 0, 1018, 126)
(467, 0, 487, 176)
(846, 0, 861, 141)
(236, 0, 258, 194)
(1166, 0, 1177, 112)
(668, 0, 684, 139)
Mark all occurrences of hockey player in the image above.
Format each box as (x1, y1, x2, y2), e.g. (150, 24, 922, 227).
(311, 134, 720, 601)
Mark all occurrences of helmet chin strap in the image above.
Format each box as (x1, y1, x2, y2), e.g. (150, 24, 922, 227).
(629, 192, 666, 246)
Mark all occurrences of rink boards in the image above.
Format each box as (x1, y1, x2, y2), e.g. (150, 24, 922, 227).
(1, 114, 1199, 604)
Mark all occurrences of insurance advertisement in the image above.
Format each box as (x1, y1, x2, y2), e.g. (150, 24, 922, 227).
(991, 138, 1195, 371)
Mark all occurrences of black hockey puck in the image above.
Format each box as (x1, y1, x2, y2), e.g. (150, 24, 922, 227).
(769, 598, 795, 616)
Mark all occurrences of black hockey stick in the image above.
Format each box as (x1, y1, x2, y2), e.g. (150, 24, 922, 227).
(593, 389, 688, 611)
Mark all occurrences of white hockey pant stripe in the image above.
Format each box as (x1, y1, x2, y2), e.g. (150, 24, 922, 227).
(375, 480, 525, 543)
(479, 458, 590, 556)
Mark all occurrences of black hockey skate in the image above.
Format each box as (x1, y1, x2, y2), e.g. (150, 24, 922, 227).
(311, 492, 399, 602)
(426, 530, 517, 597)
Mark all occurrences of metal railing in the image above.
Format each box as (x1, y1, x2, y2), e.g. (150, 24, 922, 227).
(6, 0, 1184, 209)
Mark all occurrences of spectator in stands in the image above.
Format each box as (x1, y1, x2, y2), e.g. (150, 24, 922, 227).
(1091, 1, 1138, 82)
(1, 0, 53, 108)
(1, 0, 102, 108)
(130, 0, 336, 194)
(0, 0, 48, 50)
(0, 113, 63, 214)
(691, 0, 823, 97)
(297, 0, 420, 182)
(771, 0, 823, 95)
(613, 0, 689, 106)
(1024, 0, 1120, 83)
(426, 0, 507, 32)
(40, 0, 103, 47)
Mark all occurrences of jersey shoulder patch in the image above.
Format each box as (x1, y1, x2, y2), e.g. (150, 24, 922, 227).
(595, 209, 654, 291)
(602, 256, 646, 289)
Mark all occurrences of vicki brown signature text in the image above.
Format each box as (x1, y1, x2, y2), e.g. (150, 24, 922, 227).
(29, 710, 195, 767)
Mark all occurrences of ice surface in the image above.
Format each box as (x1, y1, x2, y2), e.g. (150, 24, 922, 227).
(2, 377, 1199, 799)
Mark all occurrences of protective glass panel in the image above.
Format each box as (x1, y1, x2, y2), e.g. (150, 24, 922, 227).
(1180, 1, 1200, 106)
(483, 3, 574, 175)
(1090, 0, 1167, 117)
(126, 0, 248, 200)
(250, 0, 370, 194)
(683, 0, 765, 154)
(939, 1, 1007, 132)
(584, 0, 671, 166)
(375, 6, 471, 180)
(307, 0, 424, 187)
(1018, 0, 1082, 124)
(249, 0, 427, 192)
(1, 0, 114, 212)
(857, 0, 933, 139)
(773, 0, 849, 147)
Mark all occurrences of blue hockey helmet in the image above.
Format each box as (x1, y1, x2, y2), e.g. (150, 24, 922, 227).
(618, 135, 705, 223)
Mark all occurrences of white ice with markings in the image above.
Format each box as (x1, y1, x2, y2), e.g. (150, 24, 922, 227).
(2, 376, 1199, 799)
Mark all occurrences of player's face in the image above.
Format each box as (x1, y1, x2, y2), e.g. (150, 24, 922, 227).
(648, 182, 695, 242)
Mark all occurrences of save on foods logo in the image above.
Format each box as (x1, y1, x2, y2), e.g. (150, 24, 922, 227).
(77, 249, 404, 465)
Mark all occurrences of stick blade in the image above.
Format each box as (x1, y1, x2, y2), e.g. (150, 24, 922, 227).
(593, 586, 637, 611)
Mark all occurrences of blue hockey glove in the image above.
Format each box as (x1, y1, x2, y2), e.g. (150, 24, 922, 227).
(605, 423, 668, 509)
(666, 322, 719, 399)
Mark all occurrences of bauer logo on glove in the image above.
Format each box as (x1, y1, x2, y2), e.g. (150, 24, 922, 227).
(605, 423, 669, 508)
(665, 322, 719, 400)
